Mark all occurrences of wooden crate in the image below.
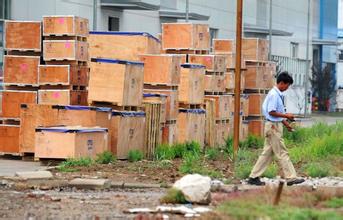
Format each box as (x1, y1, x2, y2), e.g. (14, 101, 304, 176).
(179, 64, 205, 105)
(231, 94, 249, 117)
(4, 55, 40, 85)
(1, 91, 37, 118)
(89, 31, 161, 61)
(4, 21, 41, 52)
(143, 93, 167, 124)
(245, 65, 267, 89)
(140, 54, 182, 86)
(143, 88, 178, 121)
(215, 120, 230, 147)
(230, 118, 249, 141)
(162, 23, 210, 50)
(242, 38, 269, 61)
(162, 120, 177, 145)
(43, 40, 88, 61)
(213, 39, 235, 54)
(204, 74, 225, 93)
(225, 71, 245, 91)
(39, 65, 89, 86)
(264, 62, 276, 89)
(43, 16, 89, 37)
(19, 104, 111, 154)
(0, 125, 20, 154)
(88, 58, 144, 106)
(38, 90, 88, 105)
(177, 109, 206, 147)
(204, 98, 216, 147)
(188, 54, 227, 72)
(205, 95, 232, 120)
(110, 111, 146, 159)
(248, 94, 266, 116)
(248, 120, 265, 137)
(144, 103, 162, 159)
(35, 127, 108, 159)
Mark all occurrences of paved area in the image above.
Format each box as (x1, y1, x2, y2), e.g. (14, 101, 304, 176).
(0, 158, 47, 177)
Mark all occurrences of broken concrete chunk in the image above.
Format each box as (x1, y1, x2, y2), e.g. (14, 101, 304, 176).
(15, 171, 53, 180)
(173, 174, 211, 204)
(68, 178, 111, 189)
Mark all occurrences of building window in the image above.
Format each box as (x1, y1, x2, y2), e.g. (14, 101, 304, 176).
(108, 17, 119, 31)
(290, 42, 299, 59)
(210, 28, 218, 48)
(338, 50, 343, 61)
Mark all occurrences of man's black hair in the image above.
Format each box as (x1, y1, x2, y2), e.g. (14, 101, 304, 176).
(277, 71, 294, 85)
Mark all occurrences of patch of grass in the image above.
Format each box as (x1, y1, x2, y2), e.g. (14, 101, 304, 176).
(240, 135, 264, 149)
(325, 197, 343, 208)
(179, 152, 222, 179)
(128, 150, 144, 162)
(95, 151, 116, 164)
(303, 162, 331, 178)
(160, 188, 187, 204)
(205, 148, 220, 161)
(155, 144, 176, 160)
(154, 141, 202, 161)
(216, 200, 342, 220)
(57, 157, 93, 172)
(263, 162, 278, 178)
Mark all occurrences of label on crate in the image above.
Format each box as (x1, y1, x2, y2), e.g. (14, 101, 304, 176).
(87, 139, 94, 152)
(58, 17, 65, 24)
(65, 42, 72, 49)
(53, 92, 61, 99)
(20, 63, 29, 72)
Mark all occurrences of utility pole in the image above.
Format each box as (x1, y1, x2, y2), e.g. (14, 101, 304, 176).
(269, 0, 273, 60)
(233, 0, 243, 161)
(304, 0, 311, 116)
(93, 0, 97, 31)
(186, 0, 189, 22)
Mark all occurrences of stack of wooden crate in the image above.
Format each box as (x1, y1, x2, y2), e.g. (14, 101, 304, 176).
(243, 38, 276, 137)
(0, 21, 42, 155)
(212, 38, 249, 141)
(160, 23, 209, 147)
(141, 54, 182, 146)
(188, 54, 231, 147)
(41, 16, 89, 106)
(88, 31, 161, 159)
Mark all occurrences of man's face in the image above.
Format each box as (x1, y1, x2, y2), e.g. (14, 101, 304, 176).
(278, 82, 290, 92)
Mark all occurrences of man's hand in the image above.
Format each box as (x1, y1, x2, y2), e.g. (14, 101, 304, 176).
(282, 120, 294, 132)
(284, 113, 295, 121)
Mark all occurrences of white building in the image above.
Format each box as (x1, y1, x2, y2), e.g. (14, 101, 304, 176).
(1, 0, 339, 114)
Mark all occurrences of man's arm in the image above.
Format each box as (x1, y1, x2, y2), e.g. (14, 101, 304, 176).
(269, 111, 294, 131)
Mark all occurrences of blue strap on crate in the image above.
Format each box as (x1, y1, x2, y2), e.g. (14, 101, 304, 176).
(181, 63, 206, 69)
(143, 93, 168, 98)
(179, 109, 206, 114)
(91, 58, 144, 66)
(36, 127, 108, 133)
(112, 111, 146, 117)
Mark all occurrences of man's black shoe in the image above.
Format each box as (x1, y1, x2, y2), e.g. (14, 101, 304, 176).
(247, 177, 265, 186)
(287, 178, 305, 186)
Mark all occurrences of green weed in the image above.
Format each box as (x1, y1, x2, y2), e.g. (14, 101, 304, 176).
(325, 197, 343, 208)
(128, 150, 144, 162)
(95, 151, 116, 164)
(160, 188, 187, 204)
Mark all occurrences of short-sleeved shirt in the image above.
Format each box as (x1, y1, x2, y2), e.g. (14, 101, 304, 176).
(262, 86, 285, 122)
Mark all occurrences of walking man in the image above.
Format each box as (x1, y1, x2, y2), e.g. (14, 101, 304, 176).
(247, 72, 305, 186)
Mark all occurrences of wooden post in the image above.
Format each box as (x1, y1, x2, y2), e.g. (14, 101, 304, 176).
(273, 181, 285, 206)
(233, 0, 243, 161)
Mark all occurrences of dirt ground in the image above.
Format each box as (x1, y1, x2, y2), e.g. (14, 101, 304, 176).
(51, 158, 234, 186)
(0, 187, 167, 219)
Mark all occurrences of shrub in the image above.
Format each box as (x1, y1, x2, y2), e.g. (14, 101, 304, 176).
(155, 144, 176, 160)
(128, 150, 144, 162)
(304, 162, 330, 178)
(160, 188, 187, 204)
(58, 157, 93, 172)
(95, 151, 116, 164)
(205, 148, 220, 161)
